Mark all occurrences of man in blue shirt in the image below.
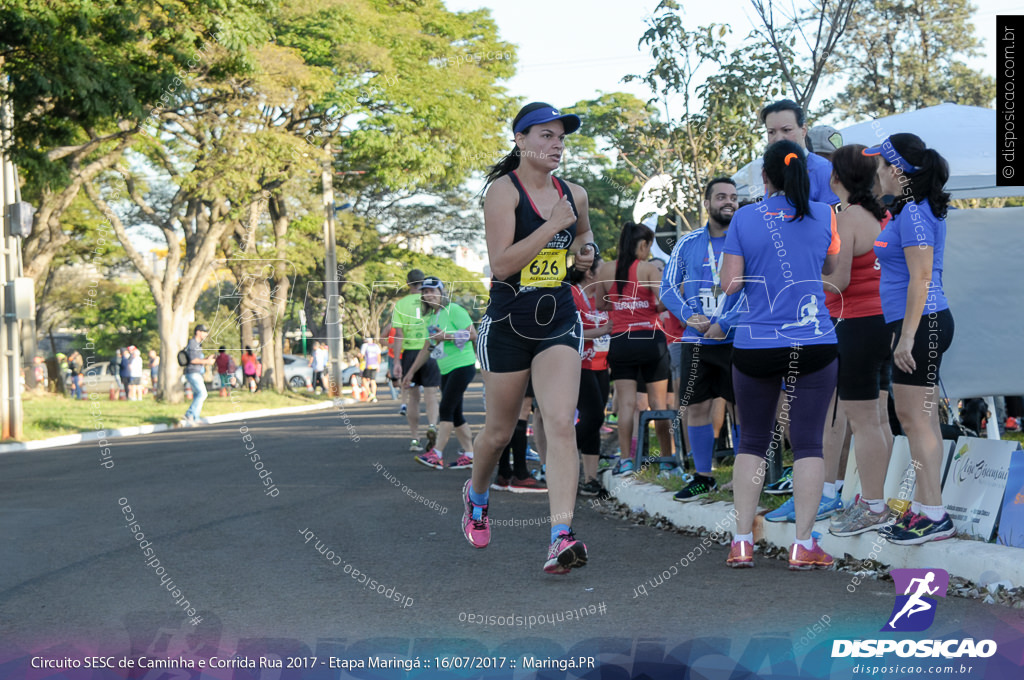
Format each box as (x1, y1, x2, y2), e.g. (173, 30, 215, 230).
(760, 99, 840, 206)
(182, 324, 214, 426)
(661, 177, 744, 502)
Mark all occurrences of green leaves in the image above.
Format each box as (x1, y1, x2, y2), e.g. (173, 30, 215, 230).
(827, 0, 995, 119)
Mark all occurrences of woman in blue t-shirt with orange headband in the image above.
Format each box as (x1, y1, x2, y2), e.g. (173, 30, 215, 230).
(719, 140, 841, 571)
(865, 133, 955, 545)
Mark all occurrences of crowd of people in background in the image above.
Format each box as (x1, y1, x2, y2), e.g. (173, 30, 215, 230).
(363, 97, 970, 577)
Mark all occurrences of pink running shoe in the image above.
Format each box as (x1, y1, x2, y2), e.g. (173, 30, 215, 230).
(543, 530, 588, 574)
(726, 540, 754, 568)
(788, 537, 834, 571)
(447, 454, 474, 470)
(461, 480, 490, 548)
(415, 449, 444, 469)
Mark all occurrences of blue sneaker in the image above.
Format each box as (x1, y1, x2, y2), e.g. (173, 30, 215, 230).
(612, 458, 635, 476)
(765, 495, 844, 523)
(765, 496, 795, 522)
(764, 466, 794, 495)
(816, 494, 844, 520)
(525, 446, 540, 462)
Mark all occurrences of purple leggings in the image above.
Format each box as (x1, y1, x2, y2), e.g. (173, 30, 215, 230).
(731, 359, 838, 460)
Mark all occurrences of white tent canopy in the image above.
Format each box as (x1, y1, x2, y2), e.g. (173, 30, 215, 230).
(732, 104, 1022, 201)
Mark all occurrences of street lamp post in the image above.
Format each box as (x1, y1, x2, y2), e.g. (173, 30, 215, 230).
(322, 143, 343, 397)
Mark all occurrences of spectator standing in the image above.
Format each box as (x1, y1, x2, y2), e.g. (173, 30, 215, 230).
(719, 141, 840, 570)
(215, 347, 236, 395)
(661, 177, 745, 502)
(309, 342, 328, 394)
(360, 337, 382, 402)
(119, 348, 131, 400)
(68, 350, 85, 399)
(241, 346, 258, 392)
(129, 347, 144, 400)
(867, 134, 956, 545)
(182, 324, 214, 426)
(149, 350, 160, 392)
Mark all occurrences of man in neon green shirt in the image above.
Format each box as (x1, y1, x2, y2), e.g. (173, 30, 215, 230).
(391, 268, 441, 451)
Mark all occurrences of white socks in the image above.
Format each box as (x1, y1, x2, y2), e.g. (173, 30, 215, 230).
(864, 498, 887, 514)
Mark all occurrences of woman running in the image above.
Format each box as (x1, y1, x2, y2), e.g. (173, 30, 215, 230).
(822, 144, 896, 537)
(594, 222, 672, 475)
(464, 101, 596, 574)
(406, 276, 477, 470)
(719, 140, 840, 570)
(866, 133, 956, 545)
(571, 256, 612, 495)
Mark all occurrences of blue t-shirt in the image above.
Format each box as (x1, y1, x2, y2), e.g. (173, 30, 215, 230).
(723, 195, 836, 349)
(806, 152, 840, 206)
(873, 199, 949, 322)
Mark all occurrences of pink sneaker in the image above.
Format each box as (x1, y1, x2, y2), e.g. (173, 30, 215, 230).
(447, 454, 473, 469)
(415, 450, 444, 469)
(543, 530, 588, 574)
(788, 538, 834, 571)
(726, 540, 754, 568)
(461, 480, 490, 548)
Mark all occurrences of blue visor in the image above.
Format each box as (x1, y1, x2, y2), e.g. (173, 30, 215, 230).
(863, 138, 921, 173)
(513, 107, 581, 135)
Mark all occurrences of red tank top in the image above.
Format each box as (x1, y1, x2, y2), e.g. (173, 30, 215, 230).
(826, 250, 883, 318)
(826, 212, 889, 319)
(607, 260, 660, 334)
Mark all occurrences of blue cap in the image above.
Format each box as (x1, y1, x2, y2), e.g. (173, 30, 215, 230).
(513, 106, 581, 135)
(863, 137, 920, 174)
(420, 276, 443, 290)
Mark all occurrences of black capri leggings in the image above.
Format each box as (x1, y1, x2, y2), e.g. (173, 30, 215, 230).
(576, 368, 611, 456)
(731, 345, 838, 461)
(439, 364, 476, 427)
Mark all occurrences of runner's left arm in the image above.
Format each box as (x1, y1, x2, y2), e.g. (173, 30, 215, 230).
(567, 184, 595, 270)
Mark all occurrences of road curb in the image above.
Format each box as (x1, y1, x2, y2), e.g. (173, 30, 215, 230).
(0, 400, 352, 454)
(600, 469, 1024, 590)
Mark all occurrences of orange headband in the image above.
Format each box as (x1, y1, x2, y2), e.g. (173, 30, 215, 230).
(784, 152, 799, 166)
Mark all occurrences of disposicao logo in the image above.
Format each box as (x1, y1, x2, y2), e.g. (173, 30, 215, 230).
(883, 568, 949, 632)
(832, 568, 997, 659)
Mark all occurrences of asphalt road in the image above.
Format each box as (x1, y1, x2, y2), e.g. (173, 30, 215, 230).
(2, 384, 1023, 678)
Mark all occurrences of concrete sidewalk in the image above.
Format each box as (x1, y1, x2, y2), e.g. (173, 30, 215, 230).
(600, 469, 1024, 592)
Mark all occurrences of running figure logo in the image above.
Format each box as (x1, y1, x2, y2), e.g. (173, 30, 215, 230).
(882, 568, 949, 632)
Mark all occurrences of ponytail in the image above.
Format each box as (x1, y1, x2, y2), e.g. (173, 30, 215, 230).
(483, 146, 521, 190)
(614, 222, 653, 293)
(887, 133, 951, 219)
(763, 141, 812, 221)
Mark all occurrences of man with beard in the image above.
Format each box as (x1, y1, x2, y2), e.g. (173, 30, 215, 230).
(660, 177, 743, 501)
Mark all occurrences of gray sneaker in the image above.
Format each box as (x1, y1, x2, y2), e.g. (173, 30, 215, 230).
(829, 498, 892, 537)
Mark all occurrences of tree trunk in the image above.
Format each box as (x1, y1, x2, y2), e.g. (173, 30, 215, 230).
(157, 306, 190, 404)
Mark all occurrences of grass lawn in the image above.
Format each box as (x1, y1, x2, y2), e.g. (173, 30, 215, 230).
(13, 388, 338, 443)
(634, 443, 794, 512)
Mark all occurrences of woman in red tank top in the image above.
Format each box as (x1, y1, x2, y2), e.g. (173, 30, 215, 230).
(593, 222, 672, 473)
(822, 144, 897, 537)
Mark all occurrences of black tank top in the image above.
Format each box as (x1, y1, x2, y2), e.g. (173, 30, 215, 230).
(485, 171, 578, 337)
